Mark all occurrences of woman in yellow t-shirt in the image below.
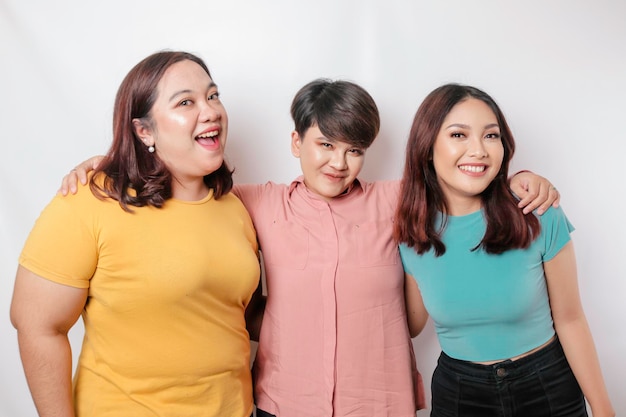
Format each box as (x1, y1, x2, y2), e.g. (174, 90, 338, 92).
(10, 51, 260, 417)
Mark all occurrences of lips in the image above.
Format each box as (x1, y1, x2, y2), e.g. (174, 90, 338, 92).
(195, 128, 221, 149)
(458, 165, 486, 173)
(323, 172, 347, 182)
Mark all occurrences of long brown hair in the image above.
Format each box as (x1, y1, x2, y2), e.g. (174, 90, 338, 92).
(394, 83, 540, 255)
(90, 50, 233, 211)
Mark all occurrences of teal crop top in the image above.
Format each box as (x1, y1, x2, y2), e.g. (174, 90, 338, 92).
(399, 206, 574, 362)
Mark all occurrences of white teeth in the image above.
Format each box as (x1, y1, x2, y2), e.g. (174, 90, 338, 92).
(459, 165, 485, 173)
(197, 130, 218, 139)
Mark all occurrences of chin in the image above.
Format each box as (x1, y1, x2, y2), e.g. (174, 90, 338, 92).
(327, 188, 347, 199)
(202, 164, 223, 175)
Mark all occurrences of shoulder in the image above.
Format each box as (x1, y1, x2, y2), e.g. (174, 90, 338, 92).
(234, 181, 289, 195)
(49, 173, 108, 213)
(359, 178, 400, 195)
(233, 181, 289, 204)
(218, 191, 249, 210)
(231, 181, 292, 218)
(355, 179, 401, 212)
(536, 205, 572, 229)
(533, 205, 575, 245)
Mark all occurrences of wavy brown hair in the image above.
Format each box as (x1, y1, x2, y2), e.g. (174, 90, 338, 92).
(394, 83, 540, 255)
(90, 50, 233, 211)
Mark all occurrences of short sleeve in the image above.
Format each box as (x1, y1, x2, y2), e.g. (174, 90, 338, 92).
(539, 206, 575, 262)
(399, 244, 415, 277)
(19, 192, 98, 288)
(225, 192, 259, 256)
(232, 183, 267, 218)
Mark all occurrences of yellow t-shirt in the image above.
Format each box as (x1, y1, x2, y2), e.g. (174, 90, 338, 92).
(20, 180, 260, 417)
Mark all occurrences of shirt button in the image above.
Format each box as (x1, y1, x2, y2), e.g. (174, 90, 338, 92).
(496, 368, 507, 377)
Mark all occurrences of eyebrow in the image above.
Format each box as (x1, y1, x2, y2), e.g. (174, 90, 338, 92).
(168, 81, 217, 102)
(445, 123, 499, 130)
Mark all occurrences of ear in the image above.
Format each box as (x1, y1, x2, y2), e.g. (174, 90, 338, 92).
(132, 118, 155, 147)
(290, 130, 302, 158)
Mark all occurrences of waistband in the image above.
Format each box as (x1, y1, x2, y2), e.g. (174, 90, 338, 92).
(437, 337, 564, 381)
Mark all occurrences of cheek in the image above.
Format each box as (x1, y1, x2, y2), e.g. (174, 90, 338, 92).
(308, 147, 327, 164)
(159, 113, 192, 132)
(490, 144, 505, 169)
(431, 158, 447, 178)
(433, 141, 460, 164)
(348, 157, 365, 177)
(298, 148, 321, 170)
(433, 148, 460, 170)
(174, 113, 192, 127)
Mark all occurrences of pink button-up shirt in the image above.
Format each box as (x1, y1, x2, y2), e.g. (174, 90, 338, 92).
(234, 178, 425, 417)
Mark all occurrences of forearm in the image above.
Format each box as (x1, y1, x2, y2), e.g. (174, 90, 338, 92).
(555, 318, 614, 417)
(17, 331, 75, 417)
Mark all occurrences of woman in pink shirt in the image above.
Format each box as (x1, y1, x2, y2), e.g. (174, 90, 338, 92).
(60, 79, 559, 417)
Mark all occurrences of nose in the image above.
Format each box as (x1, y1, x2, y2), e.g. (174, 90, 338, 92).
(468, 138, 487, 158)
(329, 150, 348, 170)
(200, 99, 221, 122)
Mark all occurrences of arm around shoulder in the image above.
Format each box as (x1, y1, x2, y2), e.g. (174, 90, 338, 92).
(58, 155, 104, 195)
(509, 170, 560, 215)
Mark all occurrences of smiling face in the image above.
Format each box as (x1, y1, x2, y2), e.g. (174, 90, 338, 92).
(433, 98, 504, 215)
(291, 125, 366, 201)
(134, 59, 227, 196)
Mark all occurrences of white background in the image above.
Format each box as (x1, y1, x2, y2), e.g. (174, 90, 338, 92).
(1, 1, 624, 415)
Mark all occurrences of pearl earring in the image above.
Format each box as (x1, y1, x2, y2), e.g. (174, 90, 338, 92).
(148, 145, 155, 153)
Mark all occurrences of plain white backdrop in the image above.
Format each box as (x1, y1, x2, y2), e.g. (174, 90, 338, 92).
(1, 1, 624, 415)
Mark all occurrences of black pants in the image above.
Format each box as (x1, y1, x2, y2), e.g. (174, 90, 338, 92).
(431, 338, 588, 417)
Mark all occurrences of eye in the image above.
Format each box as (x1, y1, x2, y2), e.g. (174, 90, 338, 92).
(320, 142, 333, 149)
(208, 92, 220, 101)
(450, 132, 465, 139)
(179, 99, 193, 106)
(348, 148, 364, 156)
(485, 132, 501, 140)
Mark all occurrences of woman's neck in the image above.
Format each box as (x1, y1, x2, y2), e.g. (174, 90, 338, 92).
(445, 195, 482, 216)
(171, 178, 210, 201)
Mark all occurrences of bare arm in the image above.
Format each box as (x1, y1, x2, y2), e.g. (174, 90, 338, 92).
(404, 273, 429, 338)
(544, 242, 614, 417)
(10, 266, 88, 417)
(58, 155, 104, 195)
(509, 171, 560, 215)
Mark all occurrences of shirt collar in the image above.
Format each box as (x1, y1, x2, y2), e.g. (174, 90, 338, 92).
(288, 176, 364, 200)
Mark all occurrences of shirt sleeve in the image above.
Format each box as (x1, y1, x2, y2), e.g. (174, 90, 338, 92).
(225, 192, 260, 257)
(539, 205, 575, 262)
(398, 244, 416, 277)
(232, 183, 269, 224)
(19, 192, 98, 288)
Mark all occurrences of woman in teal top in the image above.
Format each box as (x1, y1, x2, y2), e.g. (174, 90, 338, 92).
(394, 84, 613, 417)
